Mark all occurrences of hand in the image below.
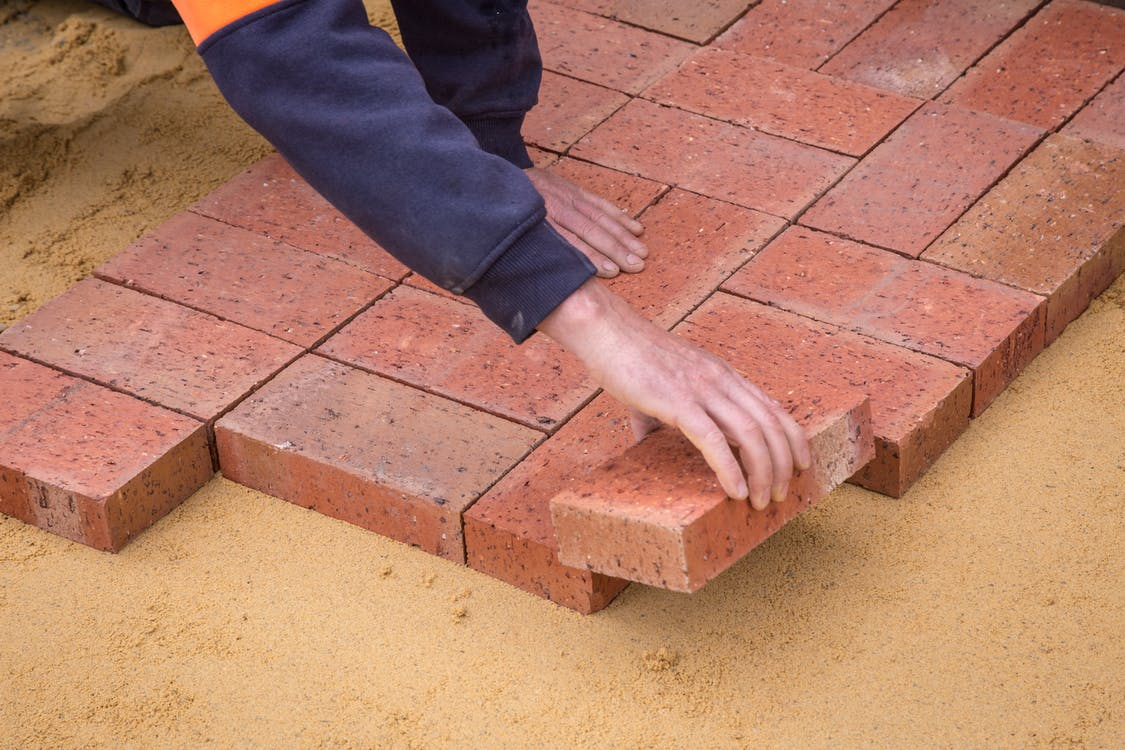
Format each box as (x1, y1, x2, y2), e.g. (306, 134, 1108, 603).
(539, 280, 811, 509)
(524, 167, 648, 278)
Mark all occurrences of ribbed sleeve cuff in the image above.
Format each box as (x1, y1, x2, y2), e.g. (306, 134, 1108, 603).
(461, 220, 596, 343)
(464, 115, 534, 168)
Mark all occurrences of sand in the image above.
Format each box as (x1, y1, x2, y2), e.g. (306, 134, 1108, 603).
(1, 2, 1122, 747)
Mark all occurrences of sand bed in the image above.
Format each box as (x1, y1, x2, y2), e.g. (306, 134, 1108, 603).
(1, 2, 1122, 747)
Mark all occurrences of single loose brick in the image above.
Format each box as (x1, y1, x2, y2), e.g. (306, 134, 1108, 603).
(95, 212, 393, 347)
(318, 286, 596, 431)
(190, 153, 409, 281)
(716, 0, 896, 69)
(605, 189, 784, 327)
(524, 71, 628, 152)
(819, 0, 1042, 99)
(646, 47, 920, 156)
(0, 279, 300, 422)
(942, 0, 1125, 129)
(0, 353, 212, 552)
(1063, 74, 1125, 152)
(800, 102, 1043, 257)
(215, 355, 540, 562)
(464, 394, 634, 613)
(551, 389, 873, 592)
(573, 98, 855, 219)
(924, 134, 1125, 343)
(556, 0, 754, 43)
(680, 294, 972, 498)
(725, 227, 1046, 416)
(530, 0, 694, 94)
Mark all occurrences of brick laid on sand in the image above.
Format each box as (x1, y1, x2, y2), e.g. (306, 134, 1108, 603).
(95, 211, 394, 347)
(923, 134, 1125, 344)
(551, 389, 873, 592)
(0, 353, 212, 552)
(215, 355, 541, 562)
(724, 226, 1046, 416)
(0, 279, 301, 422)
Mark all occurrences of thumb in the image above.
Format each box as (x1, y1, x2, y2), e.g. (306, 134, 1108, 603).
(629, 408, 662, 442)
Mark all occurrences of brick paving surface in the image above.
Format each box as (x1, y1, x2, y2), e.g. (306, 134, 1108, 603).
(2, 0, 1121, 613)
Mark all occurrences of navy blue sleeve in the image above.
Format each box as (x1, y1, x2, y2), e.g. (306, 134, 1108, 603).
(196, 0, 595, 342)
(390, 0, 541, 167)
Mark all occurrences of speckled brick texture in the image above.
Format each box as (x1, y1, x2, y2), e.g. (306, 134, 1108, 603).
(924, 134, 1125, 344)
(551, 393, 873, 592)
(190, 153, 409, 281)
(1063, 75, 1125, 151)
(725, 227, 1047, 415)
(95, 212, 394, 347)
(557, 0, 754, 43)
(530, 0, 694, 94)
(645, 47, 921, 156)
(678, 295, 973, 498)
(0, 279, 300, 422)
(942, 0, 1125, 129)
(215, 355, 541, 562)
(318, 286, 596, 432)
(573, 98, 855, 219)
(800, 102, 1043, 257)
(0, 353, 212, 552)
(716, 0, 896, 68)
(524, 71, 628, 153)
(605, 189, 785, 327)
(819, 0, 1042, 99)
(464, 394, 634, 613)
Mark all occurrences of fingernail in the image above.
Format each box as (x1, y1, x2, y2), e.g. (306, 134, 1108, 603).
(772, 482, 789, 503)
(735, 481, 749, 500)
(602, 261, 618, 273)
(626, 254, 643, 266)
(753, 489, 769, 509)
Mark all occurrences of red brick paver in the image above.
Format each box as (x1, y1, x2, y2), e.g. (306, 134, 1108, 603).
(606, 189, 785, 327)
(215, 355, 540, 562)
(942, 0, 1125, 130)
(318, 286, 596, 431)
(464, 394, 634, 613)
(819, 0, 1042, 99)
(95, 212, 394, 347)
(0, 279, 300, 422)
(924, 134, 1125, 343)
(725, 227, 1046, 415)
(551, 389, 873, 592)
(530, 0, 694, 94)
(1063, 74, 1125, 152)
(716, 0, 897, 69)
(646, 47, 921, 156)
(191, 154, 409, 281)
(800, 102, 1043, 256)
(545, 157, 668, 216)
(0, 353, 212, 552)
(573, 98, 855, 219)
(678, 294, 973, 498)
(557, 0, 754, 43)
(524, 71, 629, 153)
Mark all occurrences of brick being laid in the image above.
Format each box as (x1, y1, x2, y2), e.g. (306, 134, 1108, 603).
(818, 0, 1042, 99)
(800, 102, 1043, 257)
(0, 278, 301, 423)
(942, 0, 1125, 130)
(680, 294, 972, 498)
(551, 372, 873, 593)
(95, 211, 394, 347)
(464, 393, 635, 613)
(923, 133, 1125, 344)
(190, 153, 409, 281)
(0, 353, 212, 552)
(572, 98, 855, 220)
(645, 46, 921, 156)
(724, 226, 1046, 416)
(215, 354, 541, 562)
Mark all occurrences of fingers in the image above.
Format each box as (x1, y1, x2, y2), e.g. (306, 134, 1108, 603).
(628, 408, 662, 442)
(722, 385, 797, 504)
(554, 201, 647, 275)
(675, 408, 750, 501)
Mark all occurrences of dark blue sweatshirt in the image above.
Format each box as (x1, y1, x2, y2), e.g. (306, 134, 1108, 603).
(177, 0, 596, 341)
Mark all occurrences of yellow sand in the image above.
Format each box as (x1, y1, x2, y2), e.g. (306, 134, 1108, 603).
(1, 2, 1122, 747)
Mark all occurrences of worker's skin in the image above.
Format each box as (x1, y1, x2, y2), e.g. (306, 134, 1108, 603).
(527, 168, 811, 509)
